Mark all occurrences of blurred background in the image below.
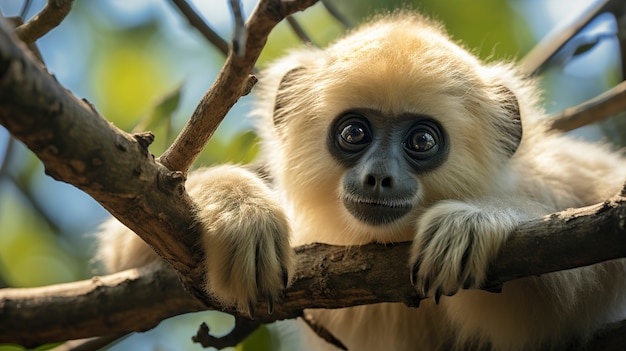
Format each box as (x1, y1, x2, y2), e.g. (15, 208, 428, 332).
(0, 0, 624, 350)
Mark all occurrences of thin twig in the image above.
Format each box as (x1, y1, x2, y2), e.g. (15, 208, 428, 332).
(0, 135, 14, 177)
(49, 334, 128, 351)
(157, 0, 320, 174)
(520, 0, 610, 76)
(549, 80, 626, 131)
(229, 0, 247, 58)
(302, 313, 347, 350)
(14, 0, 73, 44)
(192, 317, 260, 349)
(286, 15, 316, 46)
(320, 0, 353, 28)
(168, 0, 229, 56)
(19, 0, 34, 18)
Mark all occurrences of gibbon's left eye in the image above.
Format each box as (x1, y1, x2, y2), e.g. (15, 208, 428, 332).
(403, 121, 442, 159)
(335, 115, 372, 153)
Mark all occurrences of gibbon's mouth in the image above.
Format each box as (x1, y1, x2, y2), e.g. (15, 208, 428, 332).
(342, 194, 413, 226)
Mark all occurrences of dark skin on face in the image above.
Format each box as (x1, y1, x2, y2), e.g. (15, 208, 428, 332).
(327, 108, 449, 225)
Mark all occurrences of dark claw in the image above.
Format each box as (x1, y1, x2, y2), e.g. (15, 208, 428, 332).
(434, 288, 443, 305)
(267, 296, 274, 315)
(410, 260, 421, 286)
(282, 267, 289, 288)
(463, 276, 474, 290)
(422, 276, 431, 296)
(248, 300, 256, 319)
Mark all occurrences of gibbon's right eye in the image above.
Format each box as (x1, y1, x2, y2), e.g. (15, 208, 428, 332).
(403, 120, 444, 160)
(336, 115, 372, 153)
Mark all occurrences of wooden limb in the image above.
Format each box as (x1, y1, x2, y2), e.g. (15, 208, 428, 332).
(2, 191, 626, 347)
(0, 15, 206, 300)
(0, 262, 204, 348)
(192, 317, 260, 349)
(286, 15, 316, 46)
(229, 0, 247, 58)
(14, 0, 73, 44)
(302, 313, 347, 350)
(168, 0, 230, 56)
(50, 334, 127, 351)
(549, 80, 626, 131)
(520, 0, 622, 76)
(320, 0, 353, 28)
(157, 0, 319, 174)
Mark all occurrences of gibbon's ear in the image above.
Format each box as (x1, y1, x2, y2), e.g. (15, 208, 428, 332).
(273, 66, 305, 126)
(495, 85, 523, 157)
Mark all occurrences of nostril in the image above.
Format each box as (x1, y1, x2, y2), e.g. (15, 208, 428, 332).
(381, 176, 392, 188)
(364, 174, 394, 189)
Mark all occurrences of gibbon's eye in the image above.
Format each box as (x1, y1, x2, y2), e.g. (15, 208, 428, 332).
(336, 115, 372, 153)
(341, 124, 367, 144)
(403, 121, 442, 159)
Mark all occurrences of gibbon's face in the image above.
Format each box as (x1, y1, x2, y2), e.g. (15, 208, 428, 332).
(267, 14, 521, 240)
(326, 108, 448, 226)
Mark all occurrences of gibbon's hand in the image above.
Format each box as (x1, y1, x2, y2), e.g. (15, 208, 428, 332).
(409, 200, 517, 303)
(193, 166, 294, 316)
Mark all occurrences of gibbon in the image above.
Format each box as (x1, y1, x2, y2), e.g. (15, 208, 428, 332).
(97, 11, 626, 351)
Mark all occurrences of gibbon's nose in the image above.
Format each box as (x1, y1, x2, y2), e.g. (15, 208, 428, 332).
(363, 173, 394, 191)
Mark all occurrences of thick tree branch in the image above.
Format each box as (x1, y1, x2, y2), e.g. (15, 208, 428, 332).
(0, 16, 206, 298)
(157, 0, 319, 174)
(0, 0, 319, 306)
(0, 263, 204, 348)
(2, 192, 626, 347)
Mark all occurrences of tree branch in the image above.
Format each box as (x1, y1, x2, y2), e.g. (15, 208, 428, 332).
(157, 0, 319, 174)
(168, 0, 229, 56)
(2, 191, 626, 347)
(519, 0, 626, 76)
(0, 15, 206, 298)
(14, 0, 73, 44)
(286, 15, 316, 46)
(549, 80, 626, 132)
(192, 317, 260, 349)
(0, 0, 319, 307)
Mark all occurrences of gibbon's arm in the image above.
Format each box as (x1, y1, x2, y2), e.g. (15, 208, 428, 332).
(96, 165, 294, 316)
(410, 199, 531, 302)
(188, 165, 295, 315)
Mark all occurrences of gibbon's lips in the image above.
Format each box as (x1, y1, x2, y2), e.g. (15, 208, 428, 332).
(342, 194, 413, 225)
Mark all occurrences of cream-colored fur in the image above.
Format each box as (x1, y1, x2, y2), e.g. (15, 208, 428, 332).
(97, 12, 626, 351)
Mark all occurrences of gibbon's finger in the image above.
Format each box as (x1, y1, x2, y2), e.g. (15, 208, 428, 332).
(281, 267, 289, 289)
(434, 288, 443, 305)
(410, 258, 421, 287)
(268, 295, 274, 315)
(463, 275, 475, 290)
(248, 300, 256, 320)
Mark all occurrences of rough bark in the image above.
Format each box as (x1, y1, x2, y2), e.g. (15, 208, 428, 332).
(2, 192, 626, 347)
(0, 0, 321, 305)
